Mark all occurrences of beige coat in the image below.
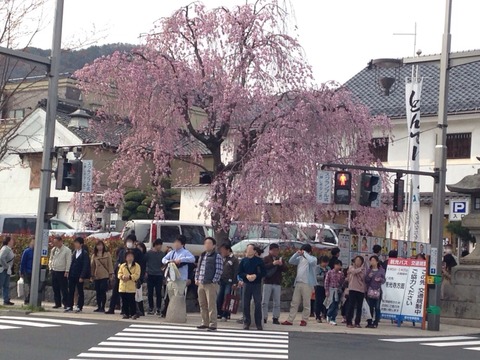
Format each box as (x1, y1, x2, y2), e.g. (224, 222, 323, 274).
(118, 262, 140, 293)
(91, 252, 114, 280)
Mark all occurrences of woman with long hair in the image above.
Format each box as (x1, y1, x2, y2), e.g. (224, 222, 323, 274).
(91, 240, 114, 312)
(365, 255, 385, 328)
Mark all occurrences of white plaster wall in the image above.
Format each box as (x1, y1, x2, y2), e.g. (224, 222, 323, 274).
(379, 113, 480, 241)
(179, 187, 211, 222)
(0, 109, 85, 228)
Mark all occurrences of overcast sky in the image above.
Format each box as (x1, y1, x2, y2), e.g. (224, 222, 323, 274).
(32, 0, 480, 84)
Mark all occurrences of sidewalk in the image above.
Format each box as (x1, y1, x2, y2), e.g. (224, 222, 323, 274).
(2, 302, 477, 337)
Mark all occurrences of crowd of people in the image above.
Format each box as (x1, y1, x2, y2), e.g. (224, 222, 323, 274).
(0, 233, 465, 332)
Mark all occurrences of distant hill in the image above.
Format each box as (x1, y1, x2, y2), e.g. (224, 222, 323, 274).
(7, 43, 136, 79)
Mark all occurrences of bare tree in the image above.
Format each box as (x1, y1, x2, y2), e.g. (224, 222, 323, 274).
(0, 0, 49, 168)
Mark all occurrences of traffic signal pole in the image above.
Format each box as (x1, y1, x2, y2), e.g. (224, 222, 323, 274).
(321, 163, 438, 180)
(30, 0, 64, 307)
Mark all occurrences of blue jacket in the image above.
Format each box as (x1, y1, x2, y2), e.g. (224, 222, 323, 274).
(162, 247, 195, 281)
(20, 247, 34, 275)
(289, 251, 318, 287)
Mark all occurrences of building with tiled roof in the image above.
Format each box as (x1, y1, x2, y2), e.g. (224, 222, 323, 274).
(344, 52, 480, 245)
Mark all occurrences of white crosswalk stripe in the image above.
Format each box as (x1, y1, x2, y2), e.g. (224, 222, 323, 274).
(0, 316, 96, 330)
(380, 335, 480, 353)
(72, 324, 290, 360)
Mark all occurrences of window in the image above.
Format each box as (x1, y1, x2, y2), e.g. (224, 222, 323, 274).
(49, 220, 73, 230)
(181, 225, 206, 245)
(160, 225, 181, 243)
(447, 133, 471, 159)
(3, 218, 36, 234)
(370, 137, 389, 162)
(8, 109, 25, 119)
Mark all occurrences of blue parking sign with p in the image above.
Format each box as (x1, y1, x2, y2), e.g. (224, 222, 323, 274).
(453, 202, 467, 213)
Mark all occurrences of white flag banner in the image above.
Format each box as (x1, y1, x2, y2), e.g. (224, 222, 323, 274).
(405, 76, 423, 243)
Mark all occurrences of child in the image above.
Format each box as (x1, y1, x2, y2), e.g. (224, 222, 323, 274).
(314, 256, 330, 323)
(118, 250, 141, 320)
(324, 259, 345, 326)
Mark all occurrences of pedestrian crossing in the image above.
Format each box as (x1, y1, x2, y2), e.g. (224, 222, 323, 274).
(71, 324, 290, 360)
(380, 335, 480, 352)
(0, 316, 96, 330)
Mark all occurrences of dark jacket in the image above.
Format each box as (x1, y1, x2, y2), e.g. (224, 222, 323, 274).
(238, 256, 266, 284)
(221, 254, 239, 284)
(263, 255, 287, 285)
(69, 249, 90, 279)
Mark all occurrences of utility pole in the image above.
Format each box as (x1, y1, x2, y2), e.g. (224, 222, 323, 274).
(29, 0, 64, 306)
(371, 0, 480, 331)
(0, 0, 64, 307)
(427, 0, 451, 331)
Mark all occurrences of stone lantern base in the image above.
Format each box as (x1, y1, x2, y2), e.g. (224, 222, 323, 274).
(441, 214, 480, 320)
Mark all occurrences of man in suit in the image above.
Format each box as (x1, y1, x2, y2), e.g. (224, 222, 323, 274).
(65, 237, 90, 313)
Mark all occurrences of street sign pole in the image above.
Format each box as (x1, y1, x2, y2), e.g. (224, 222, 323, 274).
(30, 0, 64, 307)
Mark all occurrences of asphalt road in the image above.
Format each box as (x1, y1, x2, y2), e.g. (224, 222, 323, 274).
(0, 315, 478, 360)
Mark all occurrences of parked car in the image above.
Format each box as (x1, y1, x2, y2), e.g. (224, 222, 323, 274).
(229, 222, 311, 244)
(285, 222, 347, 246)
(232, 239, 306, 259)
(231, 238, 333, 260)
(0, 214, 96, 237)
(86, 232, 122, 241)
(120, 220, 213, 256)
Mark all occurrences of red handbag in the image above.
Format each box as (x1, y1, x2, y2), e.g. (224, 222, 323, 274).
(222, 289, 240, 314)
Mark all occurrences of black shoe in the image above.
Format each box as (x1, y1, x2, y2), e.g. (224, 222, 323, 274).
(273, 318, 280, 325)
(257, 326, 263, 331)
(64, 307, 72, 313)
(3, 301, 14, 306)
(243, 324, 250, 330)
(217, 315, 222, 319)
(207, 327, 217, 331)
(93, 308, 102, 312)
(197, 325, 209, 329)
(52, 305, 61, 309)
(156, 310, 161, 316)
(105, 309, 115, 314)
(122, 315, 130, 319)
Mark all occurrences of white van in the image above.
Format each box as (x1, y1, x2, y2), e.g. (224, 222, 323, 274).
(121, 220, 213, 256)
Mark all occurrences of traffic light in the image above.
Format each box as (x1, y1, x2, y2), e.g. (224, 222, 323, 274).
(358, 173, 380, 207)
(334, 171, 352, 205)
(393, 178, 405, 212)
(64, 159, 83, 192)
(55, 157, 66, 190)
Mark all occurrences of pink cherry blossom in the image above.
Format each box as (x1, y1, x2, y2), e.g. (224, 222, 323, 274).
(74, 1, 393, 238)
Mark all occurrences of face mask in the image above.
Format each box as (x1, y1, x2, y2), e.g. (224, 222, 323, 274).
(126, 242, 133, 249)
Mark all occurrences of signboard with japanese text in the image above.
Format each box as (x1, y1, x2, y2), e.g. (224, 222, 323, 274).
(316, 170, 332, 204)
(380, 258, 427, 323)
(449, 199, 469, 221)
(81, 160, 93, 193)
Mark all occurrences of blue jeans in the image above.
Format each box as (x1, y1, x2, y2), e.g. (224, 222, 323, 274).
(0, 270, 11, 303)
(217, 281, 232, 318)
(327, 300, 339, 322)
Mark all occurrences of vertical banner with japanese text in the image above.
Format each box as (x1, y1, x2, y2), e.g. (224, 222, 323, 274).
(380, 258, 427, 323)
(406, 76, 423, 244)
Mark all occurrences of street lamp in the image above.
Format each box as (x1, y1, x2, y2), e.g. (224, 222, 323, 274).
(368, 58, 403, 96)
(369, 0, 480, 331)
